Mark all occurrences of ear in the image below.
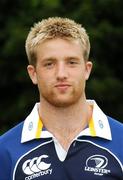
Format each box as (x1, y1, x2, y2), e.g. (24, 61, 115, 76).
(27, 65, 38, 85)
(85, 61, 93, 80)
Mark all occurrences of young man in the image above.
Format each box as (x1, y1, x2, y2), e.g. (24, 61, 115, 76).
(0, 17, 123, 180)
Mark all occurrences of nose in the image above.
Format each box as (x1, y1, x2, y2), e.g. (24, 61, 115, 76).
(56, 62, 68, 81)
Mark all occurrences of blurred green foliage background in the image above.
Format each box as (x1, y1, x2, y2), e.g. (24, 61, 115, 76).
(0, 0, 123, 134)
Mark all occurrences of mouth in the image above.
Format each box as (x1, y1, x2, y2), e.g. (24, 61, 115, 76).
(54, 83, 71, 91)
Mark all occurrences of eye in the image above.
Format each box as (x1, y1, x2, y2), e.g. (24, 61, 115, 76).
(67, 59, 79, 66)
(43, 60, 55, 69)
(69, 60, 77, 64)
(44, 62, 53, 66)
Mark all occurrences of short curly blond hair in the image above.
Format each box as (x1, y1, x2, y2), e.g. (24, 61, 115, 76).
(25, 17, 90, 66)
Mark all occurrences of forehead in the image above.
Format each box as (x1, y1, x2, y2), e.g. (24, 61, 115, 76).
(36, 38, 84, 59)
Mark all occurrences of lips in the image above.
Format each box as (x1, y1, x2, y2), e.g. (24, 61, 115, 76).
(55, 83, 71, 87)
(55, 83, 71, 91)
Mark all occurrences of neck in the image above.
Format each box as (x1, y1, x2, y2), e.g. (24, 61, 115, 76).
(39, 97, 92, 150)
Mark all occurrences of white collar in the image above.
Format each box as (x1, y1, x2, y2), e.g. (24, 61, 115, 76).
(21, 100, 112, 143)
(77, 100, 112, 140)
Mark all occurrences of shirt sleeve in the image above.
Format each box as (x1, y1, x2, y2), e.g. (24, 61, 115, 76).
(0, 137, 12, 180)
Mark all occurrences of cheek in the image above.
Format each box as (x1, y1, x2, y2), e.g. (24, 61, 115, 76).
(74, 71, 87, 89)
(37, 73, 52, 90)
(74, 69, 86, 82)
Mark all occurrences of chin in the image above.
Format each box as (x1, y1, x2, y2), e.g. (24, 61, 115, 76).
(46, 96, 81, 108)
(41, 90, 83, 107)
(50, 101, 74, 108)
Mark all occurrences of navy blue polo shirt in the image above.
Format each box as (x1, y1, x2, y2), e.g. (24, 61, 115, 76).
(0, 100, 123, 180)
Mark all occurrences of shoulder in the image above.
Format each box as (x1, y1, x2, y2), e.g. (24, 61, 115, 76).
(107, 116, 123, 162)
(0, 122, 24, 179)
(108, 116, 123, 140)
(0, 121, 24, 148)
(108, 116, 123, 133)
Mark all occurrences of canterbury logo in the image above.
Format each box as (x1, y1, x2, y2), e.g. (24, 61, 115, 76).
(86, 155, 108, 168)
(22, 155, 51, 175)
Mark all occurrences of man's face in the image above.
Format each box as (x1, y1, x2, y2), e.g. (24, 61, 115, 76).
(27, 38, 92, 107)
